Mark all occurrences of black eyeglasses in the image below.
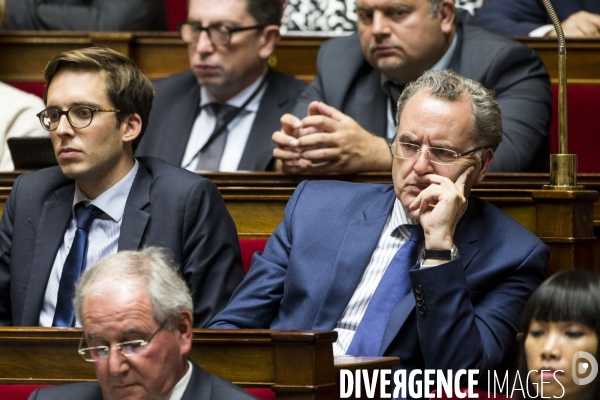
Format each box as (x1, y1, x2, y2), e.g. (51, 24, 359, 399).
(390, 142, 484, 166)
(177, 21, 265, 46)
(78, 320, 166, 362)
(36, 106, 120, 131)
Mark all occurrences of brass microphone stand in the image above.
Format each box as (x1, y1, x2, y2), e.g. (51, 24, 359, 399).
(542, 0, 583, 190)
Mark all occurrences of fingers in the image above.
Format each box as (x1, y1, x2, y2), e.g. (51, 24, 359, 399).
(280, 113, 302, 137)
(455, 166, 474, 196)
(307, 101, 347, 122)
(298, 114, 339, 134)
(272, 129, 300, 149)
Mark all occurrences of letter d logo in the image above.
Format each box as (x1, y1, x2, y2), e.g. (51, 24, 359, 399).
(572, 351, 598, 385)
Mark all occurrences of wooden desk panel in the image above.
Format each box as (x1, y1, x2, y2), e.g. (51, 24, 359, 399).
(2, 32, 600, 84)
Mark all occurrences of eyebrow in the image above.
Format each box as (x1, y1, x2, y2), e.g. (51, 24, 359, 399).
(44, 101, 104, 110)
(85, 328, 145, 342)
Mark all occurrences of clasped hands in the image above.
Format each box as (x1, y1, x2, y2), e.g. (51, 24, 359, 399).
(272, 101, 393, 174)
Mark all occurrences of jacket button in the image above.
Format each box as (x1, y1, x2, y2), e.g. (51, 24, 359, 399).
(415, 285, 423, 294)
(417, 299, 425, 307)
(419, 306, 426, 315)
(416, 292, 424, 301)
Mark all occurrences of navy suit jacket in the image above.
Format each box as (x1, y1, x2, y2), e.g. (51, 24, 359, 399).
(136, 70, 306, 171)
(210, 181, 548, 376)
(0, 157, 243, 327)
(27, 360, 257, 400)
(292, 11, 551, 172)
(475, 0, 600, 37)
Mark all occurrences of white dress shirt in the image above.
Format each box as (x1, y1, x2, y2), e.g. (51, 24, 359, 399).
(39, 160, 139, 326)
(333, 198, 417, 356)
(181, 69, 268, 172)
(168, 360, 194, 400)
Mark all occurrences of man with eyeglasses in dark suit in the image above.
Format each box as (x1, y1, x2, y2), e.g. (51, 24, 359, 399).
(28, 248, 256, 400)
(211, 70, 549, 399)
(136, 0, 306, 172)
(0, 47, 243, 328)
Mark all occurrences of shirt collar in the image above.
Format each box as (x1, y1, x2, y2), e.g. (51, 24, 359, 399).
(390, 198, 418, 239)
(199, 66, 269, 113)
(73, 159, 139, 223)
(430, 32, 458, 71)
(168, 360, 194, 400)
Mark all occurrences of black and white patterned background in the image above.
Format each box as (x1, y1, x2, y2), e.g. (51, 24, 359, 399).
(282, 0, 487, 32)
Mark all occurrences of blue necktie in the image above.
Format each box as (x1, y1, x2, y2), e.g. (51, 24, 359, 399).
(52, 203, 103, 327)
(346, 225, 424, 356)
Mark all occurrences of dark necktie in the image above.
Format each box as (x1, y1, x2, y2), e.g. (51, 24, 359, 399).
(346, 224, 424, 356)
(383, 81, 405, 125)
(195, 103, 241, 171)
(52, 203, 103, 327)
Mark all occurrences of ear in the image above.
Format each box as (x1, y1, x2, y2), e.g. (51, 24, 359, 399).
(121, 113, 142, 145)
(474, 148, 494, 185)
(438, 0, 455, 35)
(258, 25, 281, 60)
(177, 310, 194, 356)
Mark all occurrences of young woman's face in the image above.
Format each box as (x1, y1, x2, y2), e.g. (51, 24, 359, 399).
(525, 319, 598, 399)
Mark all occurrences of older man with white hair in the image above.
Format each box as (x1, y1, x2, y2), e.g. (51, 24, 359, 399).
(29, 248, 256, 400)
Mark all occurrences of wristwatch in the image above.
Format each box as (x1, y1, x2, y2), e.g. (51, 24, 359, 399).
(422, 245, 458, 261)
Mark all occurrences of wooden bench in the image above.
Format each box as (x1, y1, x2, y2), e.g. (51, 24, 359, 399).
(2, 32, 600, 84)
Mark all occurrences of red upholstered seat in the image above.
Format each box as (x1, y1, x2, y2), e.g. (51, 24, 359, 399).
(246, 388, 276, 400)
(0, 385, 275, 400)
(0, 385, 48, 400)
(239, 238, 268, 274)
(164, 0, 188, 31)
(549, 85, 600, 173)
(6, 82, 45, 99)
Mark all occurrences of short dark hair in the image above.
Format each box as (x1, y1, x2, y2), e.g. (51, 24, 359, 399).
(43, 47, 154, 151)
(246, 0, 283, 26)
(515, 270, 600, 399)
(427, 0, 444, 17)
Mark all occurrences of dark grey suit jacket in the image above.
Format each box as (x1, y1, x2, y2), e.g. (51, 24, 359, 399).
(292, 11, 551, 172)
(3, 0, 168, 30)
(27, 360, 257, 400)
(136, 70, 307, 171)
(0, 157, 243, 327)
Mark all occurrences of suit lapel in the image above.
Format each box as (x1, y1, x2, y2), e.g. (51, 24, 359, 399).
(181, 360, 213, 399)
(313, 187, 396, 329)
(379, 198, 481, 354)
(238, 72, 283, 171)
(352, 67, 388, 139)
(163, 78, 200, 166)
(21, 185, 74, 325)
(118, 160, 151, 251)
(446, 20, 464, 73)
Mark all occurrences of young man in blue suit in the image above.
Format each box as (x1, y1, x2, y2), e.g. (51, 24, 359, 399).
(273, 0, 551, 173)
(136, 0, 306, 172)
(211, 70, 549, 395)
(28, 248, 255, 400)
(0, 47, 243, 328)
